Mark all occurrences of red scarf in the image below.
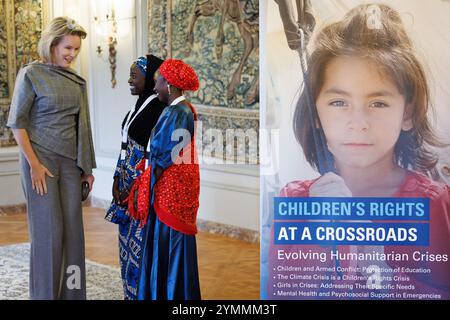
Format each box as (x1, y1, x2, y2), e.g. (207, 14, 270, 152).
(128, 102, 200, 235)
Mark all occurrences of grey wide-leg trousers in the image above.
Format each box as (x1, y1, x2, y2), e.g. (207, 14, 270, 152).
(20, 142, 86, 300)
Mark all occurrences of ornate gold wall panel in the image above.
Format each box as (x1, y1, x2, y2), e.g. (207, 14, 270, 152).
(0, 0, 43, 146)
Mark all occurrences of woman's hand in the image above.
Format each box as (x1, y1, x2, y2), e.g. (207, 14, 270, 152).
(30, 162, 54, 196)
(11, 129, 55, 196)
(309, 172, 352, 197)
(81, 173, 95, 191)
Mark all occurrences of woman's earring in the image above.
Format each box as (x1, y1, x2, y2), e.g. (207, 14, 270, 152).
(167, 84, 171, 95)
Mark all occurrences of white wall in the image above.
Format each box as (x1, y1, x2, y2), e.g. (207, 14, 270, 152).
(0, 146, 25, 205)
(198, 165, 259, 231)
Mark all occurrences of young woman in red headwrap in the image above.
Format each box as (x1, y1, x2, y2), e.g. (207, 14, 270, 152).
(130, 59, 201, 300)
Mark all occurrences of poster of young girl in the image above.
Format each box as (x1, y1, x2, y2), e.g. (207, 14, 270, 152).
(261, 0, 450, 300)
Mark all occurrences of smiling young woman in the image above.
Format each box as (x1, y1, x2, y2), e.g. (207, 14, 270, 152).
(104, 55, 166, 300)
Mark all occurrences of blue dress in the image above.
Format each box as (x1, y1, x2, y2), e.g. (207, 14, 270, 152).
(137, 103, 201, 300)
(105, 137, 145, 300)
(104, 81, 165, 299)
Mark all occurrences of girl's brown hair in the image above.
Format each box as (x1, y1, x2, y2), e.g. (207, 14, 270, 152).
(294, 3, 443, 174)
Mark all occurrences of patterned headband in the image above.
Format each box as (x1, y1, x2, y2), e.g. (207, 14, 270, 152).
(135, 56, 147, 75)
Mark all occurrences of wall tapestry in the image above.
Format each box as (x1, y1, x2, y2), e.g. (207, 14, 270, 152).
(148, 0, 259, 164)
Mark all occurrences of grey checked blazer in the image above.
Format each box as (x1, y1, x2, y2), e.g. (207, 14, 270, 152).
(7, 62, 96, 174)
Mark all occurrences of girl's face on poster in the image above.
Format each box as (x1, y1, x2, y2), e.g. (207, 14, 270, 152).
(51, 35, 81, 68)
(315, 56, 412, 171)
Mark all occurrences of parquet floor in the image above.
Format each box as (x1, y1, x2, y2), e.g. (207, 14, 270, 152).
(0, 207, 260, 299)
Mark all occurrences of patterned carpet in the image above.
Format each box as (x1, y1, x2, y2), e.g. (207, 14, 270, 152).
(0, 243, 123, 300)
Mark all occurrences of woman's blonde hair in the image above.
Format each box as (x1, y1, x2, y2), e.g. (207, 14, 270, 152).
(37, 16, 87, 63)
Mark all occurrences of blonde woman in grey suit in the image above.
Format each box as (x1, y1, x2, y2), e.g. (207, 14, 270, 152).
(7, 17, 96, 300)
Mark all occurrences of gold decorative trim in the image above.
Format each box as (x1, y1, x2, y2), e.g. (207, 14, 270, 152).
(0, 0, 16, 107)
(1, 0, 45, 146)
(196, 104, 259, 120)
(41, 0, 49, 30)
(1, 0, 45, 107)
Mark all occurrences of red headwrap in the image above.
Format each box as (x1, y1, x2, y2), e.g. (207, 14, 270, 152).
(159, 59, 199, 91)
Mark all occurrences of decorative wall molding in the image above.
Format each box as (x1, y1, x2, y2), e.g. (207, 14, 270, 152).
(196, 104, 258, 119)
(0, 203, 26, 216)
(196, 219, 259, 243)
(201, 179, 259, 195)
(200, 163, 259, 177)
(196, 104, 259, 164)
